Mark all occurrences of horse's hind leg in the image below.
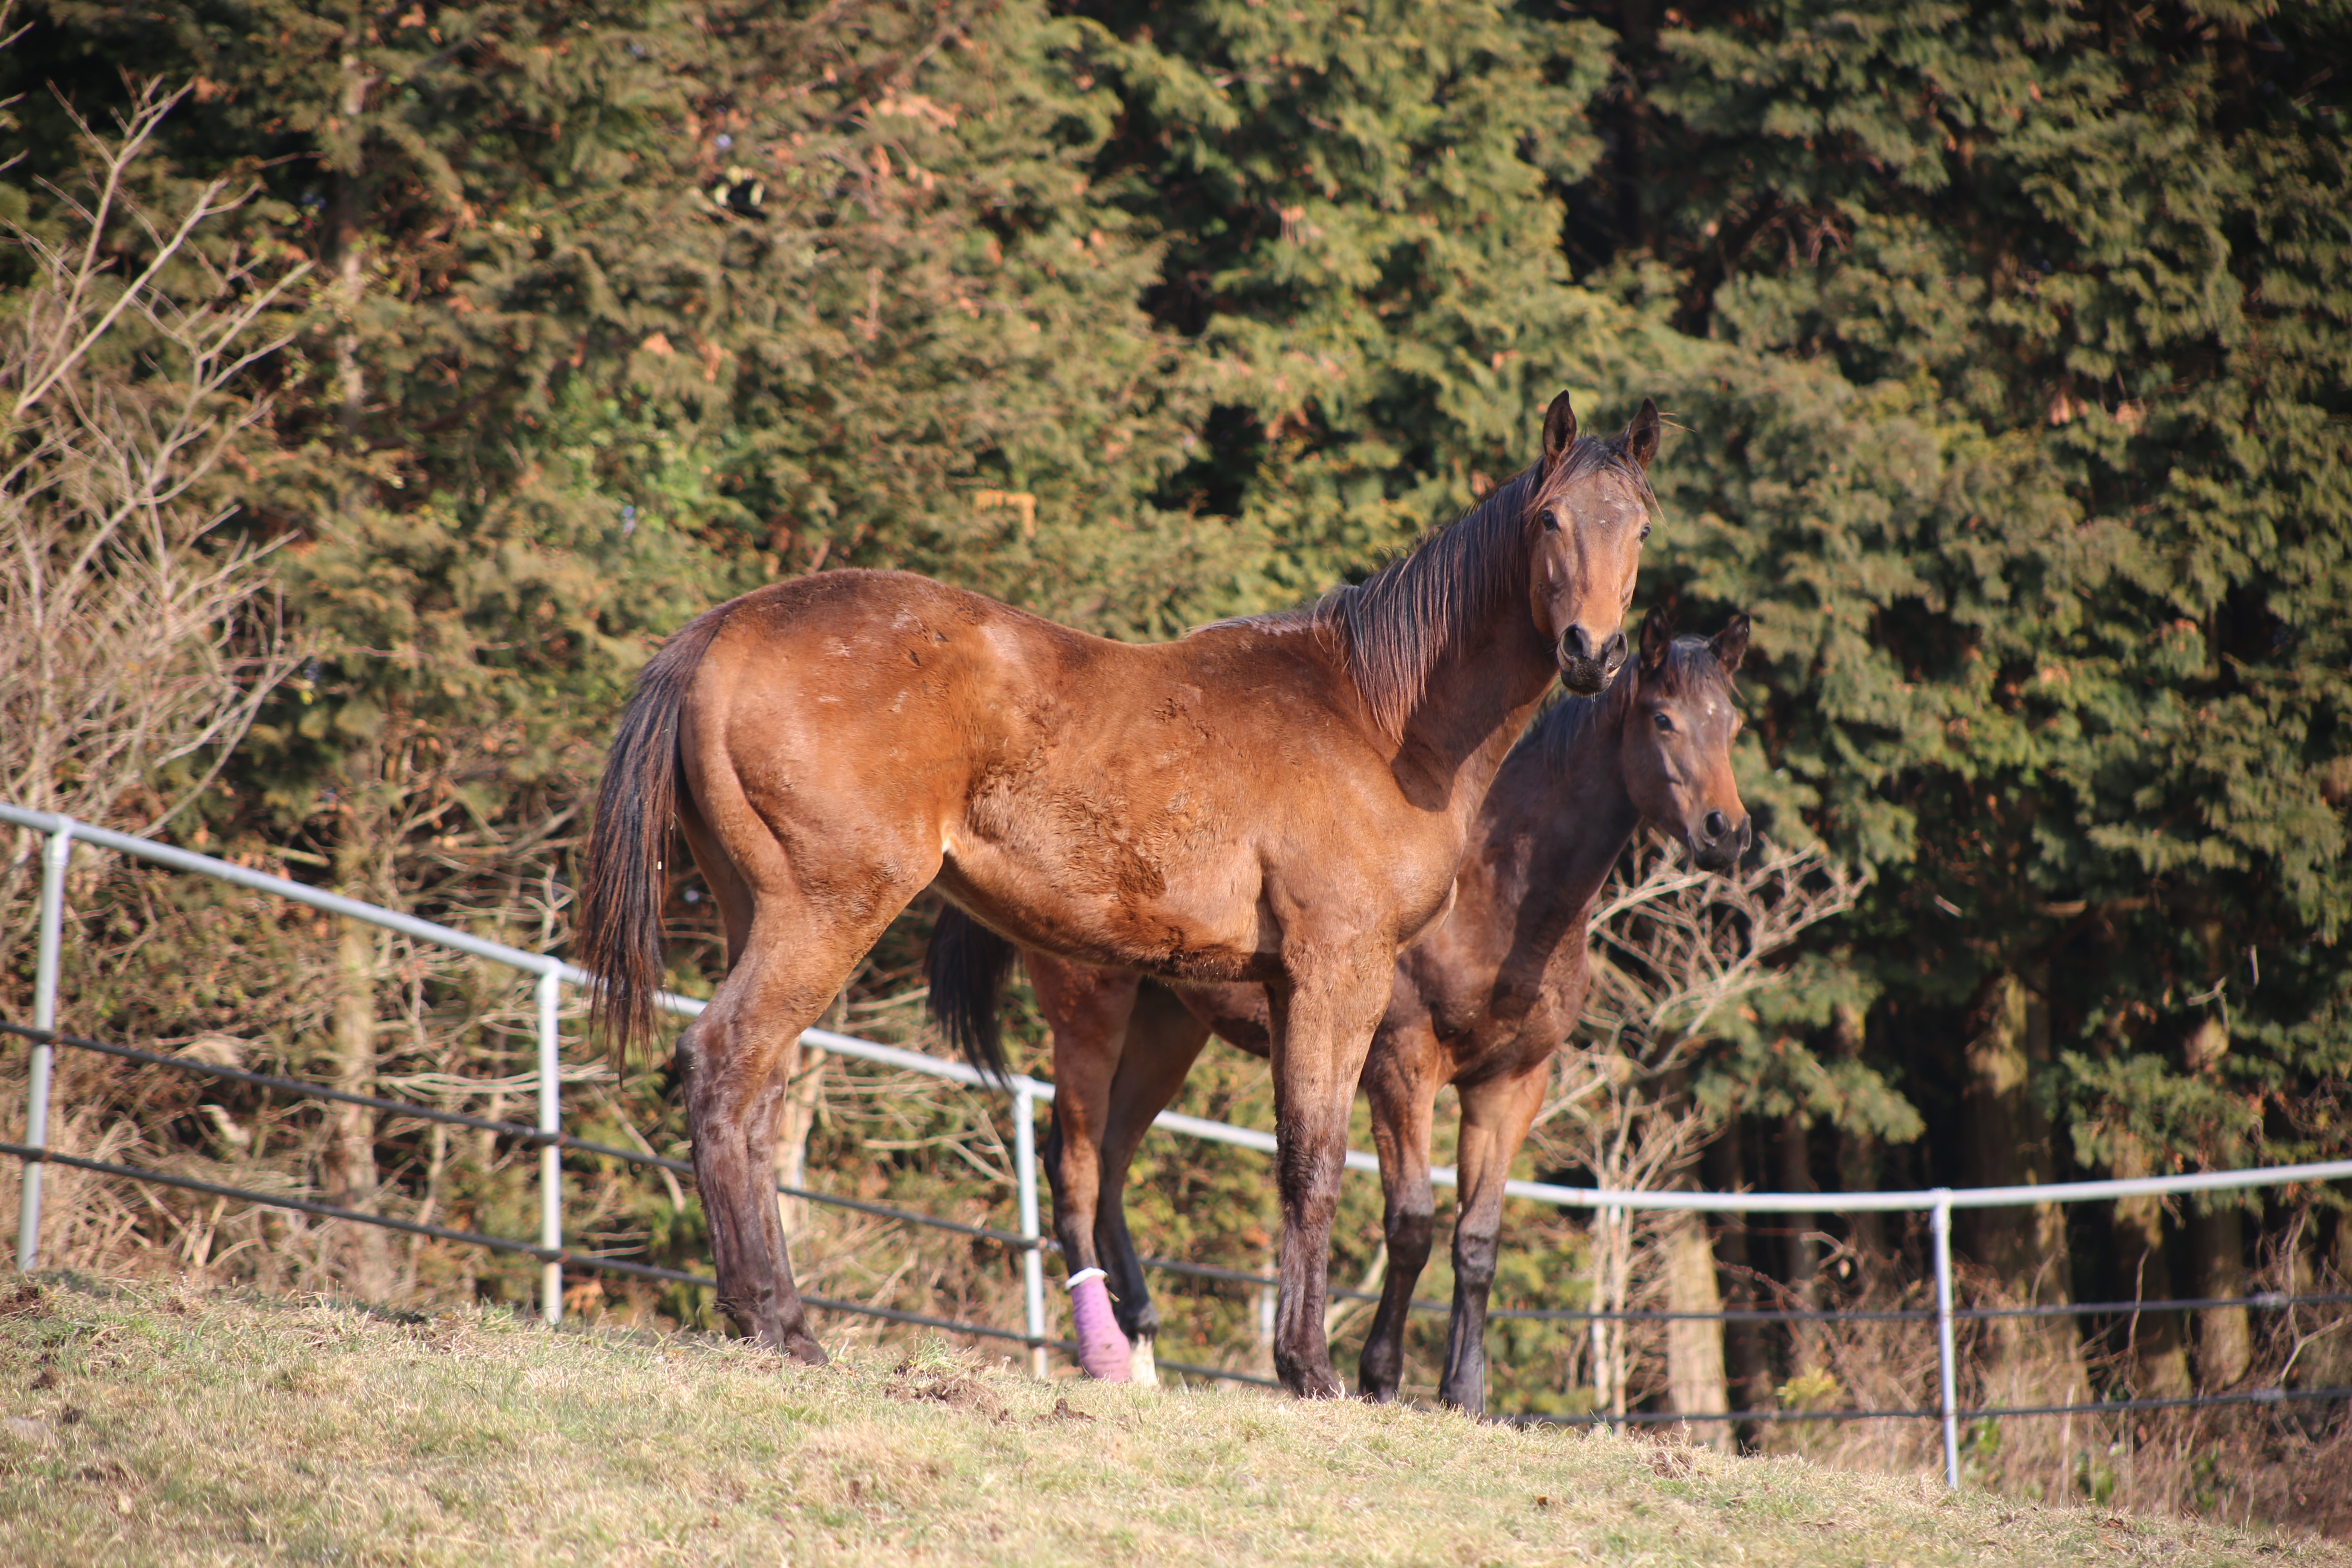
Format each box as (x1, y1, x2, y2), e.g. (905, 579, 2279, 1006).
(680, 897, 913, 1363)
(1092, 981, 1213, 1385)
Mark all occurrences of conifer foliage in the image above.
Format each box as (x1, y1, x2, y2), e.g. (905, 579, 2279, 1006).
(1598, 1, 2352, 1218)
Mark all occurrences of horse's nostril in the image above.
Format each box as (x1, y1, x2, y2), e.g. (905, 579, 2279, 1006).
(1562, 625, 1592, 662)
(1601, 630, 1628, 668)
(1703, 811, 1728, 841)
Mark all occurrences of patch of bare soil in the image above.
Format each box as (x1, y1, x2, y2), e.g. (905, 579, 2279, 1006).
(885, 1354, 1006, 1420)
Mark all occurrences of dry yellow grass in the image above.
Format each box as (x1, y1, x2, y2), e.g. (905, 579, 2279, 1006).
(0, 1275, 2344, 1568)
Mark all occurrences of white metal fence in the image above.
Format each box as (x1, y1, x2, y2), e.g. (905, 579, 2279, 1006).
(6, 802, 2351, 1490)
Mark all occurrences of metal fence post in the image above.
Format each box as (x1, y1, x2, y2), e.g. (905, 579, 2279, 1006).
(1592, 1203, 1619, 1426)
(1932, 1188, 1959, 1490)
(15, 825, 73, 1273)
(537, 968, 562, 1325)
(1014, 1084, 1047, 1379)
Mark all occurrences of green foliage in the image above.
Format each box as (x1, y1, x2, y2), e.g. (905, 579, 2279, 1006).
(1078, 0, 1670, 591)
(9, 0, 1256, 860)
(1597, 0, 2352, 1182)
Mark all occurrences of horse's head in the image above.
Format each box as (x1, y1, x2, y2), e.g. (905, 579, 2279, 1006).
(1524, 392, 1660, 695)
(1624, 607, 1752, 873)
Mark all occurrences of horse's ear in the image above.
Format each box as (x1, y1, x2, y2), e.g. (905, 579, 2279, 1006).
(1710, 612, 1751, 674)
(1625, 398, 1662, 470)
(1639, 605, 1674, 673)
(1541, 390, 1577, 473)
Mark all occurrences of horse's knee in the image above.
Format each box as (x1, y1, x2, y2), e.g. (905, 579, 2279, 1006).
(1453, 1226, 1499, 1291)
(1278, 1161, 1345, 1234)
(1386, 1204, 1436, 1269)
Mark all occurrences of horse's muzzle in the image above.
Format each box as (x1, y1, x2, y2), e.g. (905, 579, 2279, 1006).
(1689, 810, 1752, 873)
(1557, 626, 1628, 695)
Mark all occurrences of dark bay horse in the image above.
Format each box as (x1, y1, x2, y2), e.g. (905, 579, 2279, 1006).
(579, 393, 1662, 1394)
(933, 609, 1749, 1406)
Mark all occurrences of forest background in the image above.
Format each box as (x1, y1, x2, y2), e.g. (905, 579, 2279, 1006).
(2, 0, 2350, 1530)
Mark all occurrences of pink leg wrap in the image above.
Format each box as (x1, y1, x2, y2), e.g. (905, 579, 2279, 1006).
(1067, 1269, 1131, 1382)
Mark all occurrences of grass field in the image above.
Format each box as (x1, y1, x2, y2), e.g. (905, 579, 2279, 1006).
(1, 1276, 2344, 1567)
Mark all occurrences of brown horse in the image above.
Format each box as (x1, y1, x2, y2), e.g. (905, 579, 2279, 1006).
(933, 609, 1749, 1407)
(579, 392, 1660, 1395)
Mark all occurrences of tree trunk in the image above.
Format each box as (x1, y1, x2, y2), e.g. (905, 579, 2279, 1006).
(1662, 1203, 1731, 1451)
(1704, 1120, 1767, 1432)
(1958, 969, 2082, 1404)
(1959, 971, 2066, 1284)
(1779, 1113, 1822, 1373)
(2188, 1202, 2251, 1388)
(2176, 1015, 2252, 1387)
(322, 722, 392, 1303)
(323, 911, 390, 1301)
(1832, 1002, 1888, 1268)
(331, 45, 371, 459)
(772, 1040, 824, 1239)
(2110, 1136, 2189, 1396)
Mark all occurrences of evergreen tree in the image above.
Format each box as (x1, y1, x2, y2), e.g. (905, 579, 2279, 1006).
(9, 0, 1241, 871)
(1572, 0, 2352, 1354)
(1075, 0, 1675, 594)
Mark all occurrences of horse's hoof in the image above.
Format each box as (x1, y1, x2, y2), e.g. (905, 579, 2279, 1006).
(1279, 1363, 1346, 1400)
(1437, 1385, 1484, 1415)
(782, 1331, 828, 1367)
(1067, 1270, 1131, 1382)
(1127, 1334, 1160, 1388)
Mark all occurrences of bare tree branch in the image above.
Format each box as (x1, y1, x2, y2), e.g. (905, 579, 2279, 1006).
(1531, 833, 1866, 1417)
(0, 77, 306, 888)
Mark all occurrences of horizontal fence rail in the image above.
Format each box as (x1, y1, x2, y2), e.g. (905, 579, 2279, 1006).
(1520, 1383, 2352, 1429)
(9, 804, 2352, 1488)
(0, 1017, 1280, 1390)
(13, 1015, 2349, 1332)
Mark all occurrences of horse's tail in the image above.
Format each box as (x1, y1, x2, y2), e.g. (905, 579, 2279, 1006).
(925, 905, 1018, 1089)
(579, 605, 732, 1068)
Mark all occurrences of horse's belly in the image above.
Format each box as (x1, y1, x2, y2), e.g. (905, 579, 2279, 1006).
(935, 833, 1272, 983)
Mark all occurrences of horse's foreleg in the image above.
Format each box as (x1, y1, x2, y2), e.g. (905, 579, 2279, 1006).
(1093, 982, 1214, 1385)
(1267, 955, 1392, 1399)
(1438, 1067, 1548, 1413)
(1358, 1040, 1440, 1403)
(1028, 952, 1142, 1380)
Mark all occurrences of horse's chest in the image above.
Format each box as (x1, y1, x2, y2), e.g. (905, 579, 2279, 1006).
(1428, 961, 1576, 1076)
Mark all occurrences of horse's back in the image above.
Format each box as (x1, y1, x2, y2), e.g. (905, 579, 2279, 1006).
(670, 569, 1386, 971)
(679, 568, 1354, 789)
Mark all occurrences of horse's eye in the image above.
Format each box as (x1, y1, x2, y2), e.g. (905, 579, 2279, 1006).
(1640, 523, 1652, 542)
(1653, 712, 1673, 733)
(1539, 508, 1560, 532)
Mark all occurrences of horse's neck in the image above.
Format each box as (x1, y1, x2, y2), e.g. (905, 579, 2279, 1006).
(1388, 612, 1563, 820)
(1484, 688, 1642, 935)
